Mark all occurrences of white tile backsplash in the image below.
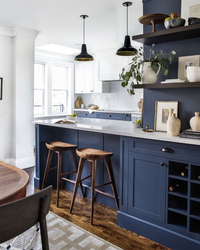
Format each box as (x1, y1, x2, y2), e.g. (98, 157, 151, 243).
(74, 81, 143, 111)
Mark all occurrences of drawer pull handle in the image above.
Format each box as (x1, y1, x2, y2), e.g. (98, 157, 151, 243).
(160, 162, 165, 166)
(160, 147, 174, 154)
(108, 115, 112, 117)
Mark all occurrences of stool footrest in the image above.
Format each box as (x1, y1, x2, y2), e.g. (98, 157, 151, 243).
(95, 181, 112, 189)
(62, 177, 76, 184)
(81, 175, 91, 182)
(61, 170, 76, 177)
(48, 166, 58, 171)
(94, 189, 116, 199)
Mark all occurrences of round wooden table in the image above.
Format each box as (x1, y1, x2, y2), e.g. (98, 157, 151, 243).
(0, 161, 29, 205)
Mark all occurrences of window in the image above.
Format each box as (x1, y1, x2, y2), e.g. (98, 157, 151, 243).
(34, 63, 44, 114)
(34, 62, 69, 116)
(52, 66, 67, 113)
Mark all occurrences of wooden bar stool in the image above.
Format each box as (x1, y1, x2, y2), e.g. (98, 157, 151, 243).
(42, 141, 84, 207)
(70, 148, 119, 225)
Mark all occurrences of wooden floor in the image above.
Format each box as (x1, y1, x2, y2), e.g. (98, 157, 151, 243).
(24, 167, 171, 250)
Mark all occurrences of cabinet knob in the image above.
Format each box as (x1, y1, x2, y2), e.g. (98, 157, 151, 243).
(108, 115, 112, 117)
(160, 162, 165, 166)
(160, 147, 174, 154)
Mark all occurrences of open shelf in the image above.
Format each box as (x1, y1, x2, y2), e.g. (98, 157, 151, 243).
(132, 23, 200, 45)
(134, 82, 200, 89)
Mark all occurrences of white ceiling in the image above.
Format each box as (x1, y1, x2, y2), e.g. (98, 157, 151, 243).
(0, 0, 143, 53)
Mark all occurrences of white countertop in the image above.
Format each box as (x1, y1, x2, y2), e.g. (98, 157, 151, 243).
(74, 109, 141, 114)
(34, 117, 200, 146)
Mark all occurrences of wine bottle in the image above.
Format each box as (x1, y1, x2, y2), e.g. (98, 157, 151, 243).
(181, 166, 188, 177)
(169, 184, 179, 192)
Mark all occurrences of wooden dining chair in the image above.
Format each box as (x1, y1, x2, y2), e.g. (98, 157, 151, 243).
(0, 185, 52, 250)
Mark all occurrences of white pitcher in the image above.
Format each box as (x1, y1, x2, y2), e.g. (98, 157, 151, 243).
(142, 62, 161, 84)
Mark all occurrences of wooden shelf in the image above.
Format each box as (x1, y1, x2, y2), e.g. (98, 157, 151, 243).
(132, 23, 200, 45)
(134, 82, 200, 89)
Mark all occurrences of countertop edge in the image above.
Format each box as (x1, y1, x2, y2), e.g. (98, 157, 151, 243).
(33, 118, 200, 146)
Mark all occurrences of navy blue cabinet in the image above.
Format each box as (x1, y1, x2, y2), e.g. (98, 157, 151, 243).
(76, 111, 131, 121)
(118, 136, 200, 250)
(128, 152, 166, 223)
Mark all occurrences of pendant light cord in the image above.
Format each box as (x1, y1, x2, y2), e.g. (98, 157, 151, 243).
(83, 16, 85, 44)
(126, 4, 128, 35)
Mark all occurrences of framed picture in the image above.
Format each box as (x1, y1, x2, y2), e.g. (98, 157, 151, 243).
(154, 101, 178, 132)
(181, 1, 200, 21)
(178, 55, 200, 81)
(0, 78, 3, 100)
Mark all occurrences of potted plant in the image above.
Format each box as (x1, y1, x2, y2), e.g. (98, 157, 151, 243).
(119, 44, 176, 95)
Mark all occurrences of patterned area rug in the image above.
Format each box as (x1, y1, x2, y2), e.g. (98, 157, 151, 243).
(0, 212, 122, 250)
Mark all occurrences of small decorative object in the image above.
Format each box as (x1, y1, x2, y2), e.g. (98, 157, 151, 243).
(186, 66, 200, 82)
(75, 97, 83, 108)
(142, 61, 161, 84)
(188, 17, 200, 25)
(164, 13, 185, 29)
(139, 13, 169, 32)
(167, 113, 181, 136)
(0, 77, 3, 100)
(119, 44, 176, 95)
(142, 125, 153, 132)
(178, 55, 200, 81)
(190, 112, 200, 131)
(132, 119, 141, 128)
(138, 98, 143, 112)
(154, 101, 178, 132)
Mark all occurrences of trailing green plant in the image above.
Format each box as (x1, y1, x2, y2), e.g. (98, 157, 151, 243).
(119, 44, 176, 95)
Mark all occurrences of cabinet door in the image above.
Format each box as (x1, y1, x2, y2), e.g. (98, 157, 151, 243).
(75, 63, 84, 93)
(84, 62, 94, 93)
(128, 152, 166, 223)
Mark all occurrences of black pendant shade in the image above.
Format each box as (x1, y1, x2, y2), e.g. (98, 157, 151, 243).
(116, 35, 137, 56)
(116, 2, 137, 56)
(74, 44, 93, 61)
(75, 15, 93, 61)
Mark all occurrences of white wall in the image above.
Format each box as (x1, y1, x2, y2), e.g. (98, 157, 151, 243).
(0, 34, 13, 160)
(0, 27, 39, 169)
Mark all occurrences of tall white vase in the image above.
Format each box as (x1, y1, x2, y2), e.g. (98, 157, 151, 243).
(190, 112, 200, 131)
(167, 113, 181, 136)
(142, 62, 161, 84)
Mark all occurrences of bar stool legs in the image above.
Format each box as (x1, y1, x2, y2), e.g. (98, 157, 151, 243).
(42, 142, 84, 207)
(70, 158, 85, 213)
(70, 148, 119, 225)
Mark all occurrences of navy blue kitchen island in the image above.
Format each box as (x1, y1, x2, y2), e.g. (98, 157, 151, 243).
(34, 117, 200, 250)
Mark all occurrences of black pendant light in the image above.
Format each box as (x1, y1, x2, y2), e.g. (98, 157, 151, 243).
(75, 15, 94, 61)
(116, 2, 137, 56)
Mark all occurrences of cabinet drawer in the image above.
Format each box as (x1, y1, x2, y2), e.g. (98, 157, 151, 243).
(128, 138, 200, 161)
(76, 111, 96, 118)
(96, 113, 123, 120)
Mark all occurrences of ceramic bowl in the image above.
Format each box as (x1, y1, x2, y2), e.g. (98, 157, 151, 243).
(66, 115, 77, 121)
(187, 66, 200, 73)
(132, 122, 141, 128)
(187, 71, 200, 82)
(188, 17, 200, 25)
(164, 18, 185, 29)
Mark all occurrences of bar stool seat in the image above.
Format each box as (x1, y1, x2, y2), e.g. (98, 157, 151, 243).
(42, 141, 84, 207)
(70, 148, 119, 225)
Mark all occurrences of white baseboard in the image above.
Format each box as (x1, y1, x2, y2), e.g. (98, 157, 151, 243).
(4, 156, 35, 169)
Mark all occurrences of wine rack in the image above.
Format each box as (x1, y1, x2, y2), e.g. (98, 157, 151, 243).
(167, 161, 200, 238)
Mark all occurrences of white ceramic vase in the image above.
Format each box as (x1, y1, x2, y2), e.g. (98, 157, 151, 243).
(142, 62, 161, 84)
(190, 112, 200, 131)
(167, 113, 181, 136)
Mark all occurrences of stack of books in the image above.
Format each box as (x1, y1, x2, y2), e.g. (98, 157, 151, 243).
(179, 129, 200, 139)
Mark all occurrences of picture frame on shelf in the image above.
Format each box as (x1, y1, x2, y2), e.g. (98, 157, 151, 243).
(0, 77, 3, 100)
(178, 55, 200, 81)
(154, 101, 178, 132)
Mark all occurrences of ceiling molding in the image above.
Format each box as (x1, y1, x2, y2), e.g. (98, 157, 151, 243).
(0, 25, 20, 37)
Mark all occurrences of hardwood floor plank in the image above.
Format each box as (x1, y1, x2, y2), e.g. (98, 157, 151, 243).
(25, 167, 171, 250)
